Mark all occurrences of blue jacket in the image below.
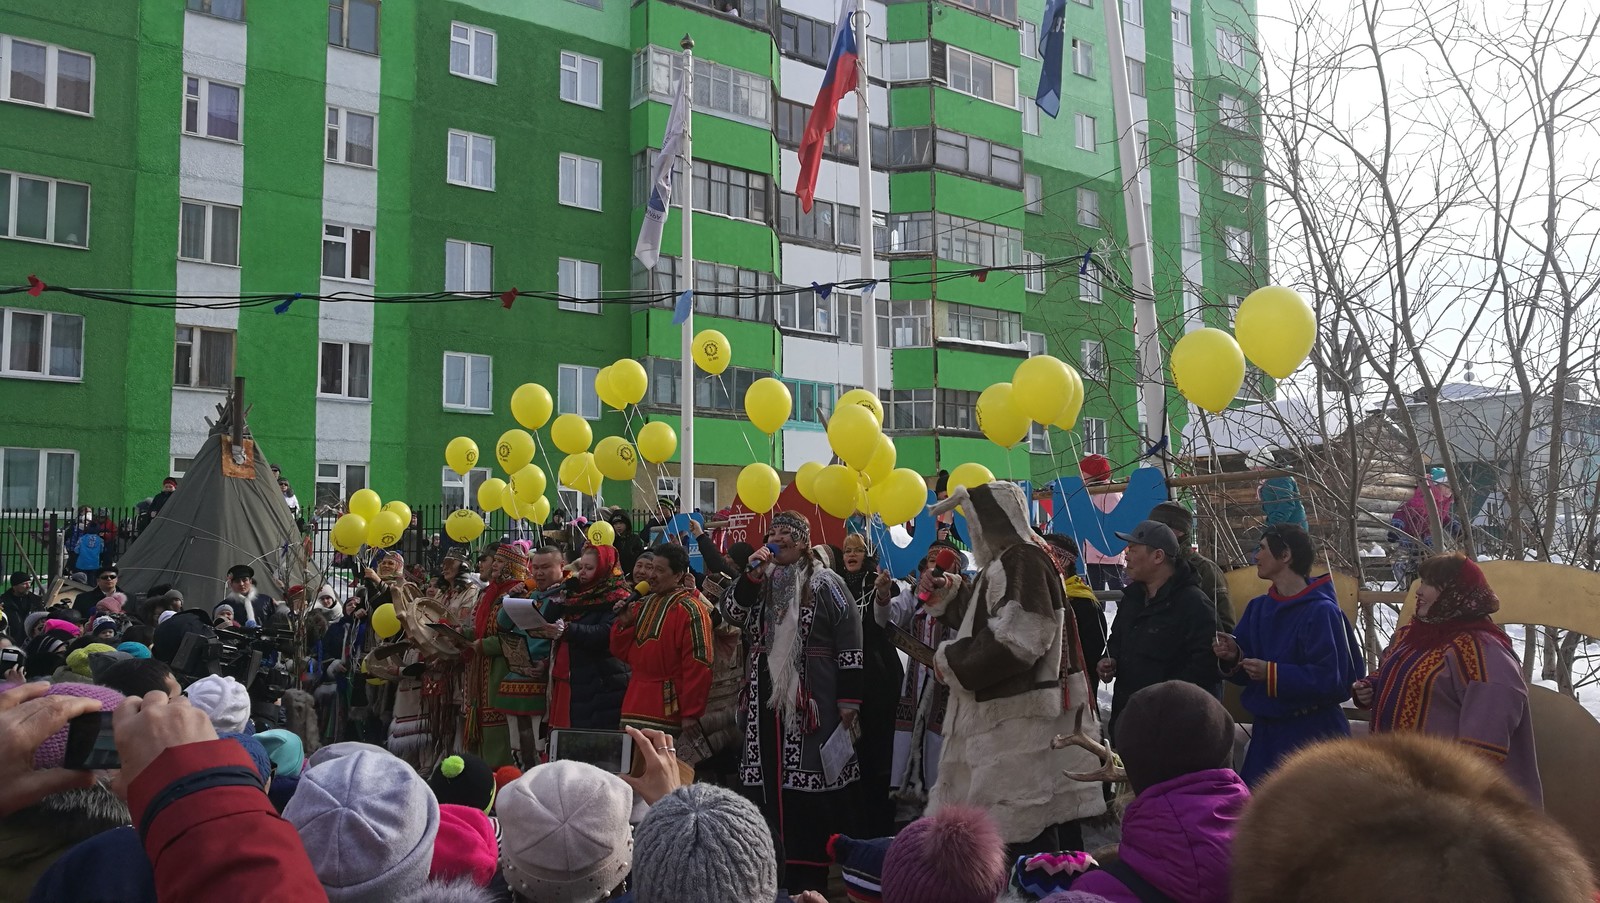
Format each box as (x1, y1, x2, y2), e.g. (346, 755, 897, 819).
(1227, 574, 1363, 718)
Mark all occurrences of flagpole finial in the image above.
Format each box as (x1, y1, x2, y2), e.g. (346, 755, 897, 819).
(680, 33, 695, 51)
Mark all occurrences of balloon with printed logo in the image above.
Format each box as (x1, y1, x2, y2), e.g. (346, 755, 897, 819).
(1235, 286, 1315, 379)
(551, 414, 593, 456)
(813, 464, 860, 520)
(1170, 327, 1246, 413)
(794, 461, 825, 503)
(510, 464, 547, 505)
(948, 462, 995, 495)
(331, 514, 368, 555)
(827, 404, 883, 470)
(1051, 365, 1085, 431)
(593, 436, 638, 482)
(348, 488, 382, 522)
(371, 603, 401, 639)
(862, 434, 897, 485)
(872, 468, 929, 526)
(445, 508, 486, 543)
(560, 452, 604, 496)
(510, 383, 554, 430)
(692, 329, 733, 375)
(477, 478, 507, 513)
(529, 495, 551, 524)
(976, 383, 1030, 448)
(637, 421, 677, 463)
(610, 359, 649, 406)
(1012, 354, 1074, 424)
(737, 463, 782, 514)
(496, 429, 536, 472)
(587, 521, 616, 547)
(366, 511, 405, 549)
(382, 501, 412, 529)
(593, 366, 620, 411)
(744, 378, 793, 434)
(837, 388, 885, 426)
(445, 437, 480, 476)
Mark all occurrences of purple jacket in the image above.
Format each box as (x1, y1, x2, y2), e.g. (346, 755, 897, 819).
(1072, 768, 1248, 903)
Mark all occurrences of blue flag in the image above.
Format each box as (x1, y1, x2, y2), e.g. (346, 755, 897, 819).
(673, 289, 694, 325)
(1035, 0, 1067, 118)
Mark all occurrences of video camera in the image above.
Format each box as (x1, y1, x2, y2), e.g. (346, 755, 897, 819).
(170, 621, 297, 725)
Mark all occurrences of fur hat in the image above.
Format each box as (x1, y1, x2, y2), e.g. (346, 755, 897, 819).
(32, 683, 127, 769)
(429, 753, 496, 813)
(395, 878, 500, 903)
(882, 805, 1008, 903)
(431, 804, 499, 886)
(496, 760, 633, 903)
(633, 784, 776, 903)
(1115, 681, 1235, 794)
(185, 674, 252, 734)
(1233, 733, 1595, 903)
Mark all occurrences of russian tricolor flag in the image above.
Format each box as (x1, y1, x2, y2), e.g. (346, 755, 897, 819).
(797, 0, 860, 213)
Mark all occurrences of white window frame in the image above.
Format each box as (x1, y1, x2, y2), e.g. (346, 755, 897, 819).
(178, 200, 240, 266)
(1126, 58, 1146, 96)
(1077, 187, 1099, 227)
(1181, 213, 1201, 252)
(558, 487, 604, 519)
(1, 307, 84, 381)
(319, 341, 372, 400)
(558, 363, 602, 420)
(558, 257, 603, 314)
(884, 41, 930, 82)
(171, 456, 194, 478)
(778, 289, 837, 336)
(321, 223, 373, 282)
(1081, 340, 1106, 380)
(328, 0, 381, 55)
(1025, 330, 1047, 357)
(1178, 126, 1198, 183)
(1218, 92, 1249, 130)
(1071, 38, 1093, 78)
(1024, 250, 1046, 293)
(1222, 160, 1251, 196)
(442, 466, 491, 511)
(444, 239, 492, 293)
(315, 461, 369, 510)
(1080, 271, 1102, 304)
(0, 170, 91, 249)
(1121, 0, 1144, 26)
(1029, 421, 1051, 454)
(447, 129, 495, 190)
(182, 75, 242, 142)
(559, 153, 603, 210)
(173, 324, 235, 389)
(1226, 294, 1242, 327)
(1172, 9, 1191, 45)
(694, 478, 717, 515)
(1084, 418, 1108, 456)
(1225, 226, 1252, 265)
(442, 351, 492, 412)
(1021, 20, 1039, 60)
(449, 22, 497, 83)
(325, 106, 376, 167)
(1024, 173, 1043, 213)
(1022, 97, 1040, 135)
(0, 36, 94, 116)
(946, 46, 1018, 108)
(1175, 76, 1194, 112)
(0, 447, 77, 509)
(1074, 112, 1096, 151)
(1216, 28, 1246, 67)
(559, 50, 603, 109)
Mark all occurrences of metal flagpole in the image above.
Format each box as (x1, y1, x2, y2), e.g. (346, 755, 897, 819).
(854, 8, 880, 396)
(678, 34, 697, 513)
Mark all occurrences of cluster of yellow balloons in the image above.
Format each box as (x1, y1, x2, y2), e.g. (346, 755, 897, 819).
(967, 355, 1086, 450)
(594, 359, 649, 412)
(331, 490, 412, 555)
(1171, 286, 1315, 413)
(778, 391, 928, 525)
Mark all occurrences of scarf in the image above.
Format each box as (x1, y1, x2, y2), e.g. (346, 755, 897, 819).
(763, 555, 817, 733)
(839, 558, 874, 602)
(560, 546, 628, 614)
(1404, 558, 1511, 652)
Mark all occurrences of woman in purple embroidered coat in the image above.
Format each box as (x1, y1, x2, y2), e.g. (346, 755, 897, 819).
(1353, 553, 1541, 805)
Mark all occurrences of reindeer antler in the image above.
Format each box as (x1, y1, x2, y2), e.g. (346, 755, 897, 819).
(1051, 708, 1127, 784)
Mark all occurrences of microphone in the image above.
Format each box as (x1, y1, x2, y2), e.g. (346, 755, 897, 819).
(633, 580, 652, 597)
(744, 543, 782, 573)
(918, 547, 962, 602)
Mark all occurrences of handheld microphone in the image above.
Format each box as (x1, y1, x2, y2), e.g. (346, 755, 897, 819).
(633, 580, 652, 597)
(918, 547, 962, 602)
(744, 543, 781, 573)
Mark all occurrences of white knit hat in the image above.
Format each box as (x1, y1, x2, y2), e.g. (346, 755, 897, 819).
(184, 674, 251, 734)
(496, 761, 633, 903)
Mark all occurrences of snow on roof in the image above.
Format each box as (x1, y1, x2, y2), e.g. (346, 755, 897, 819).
(1181, 395, 1349, 457)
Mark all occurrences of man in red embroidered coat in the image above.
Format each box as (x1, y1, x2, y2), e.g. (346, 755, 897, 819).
(610, 543, 715, 736)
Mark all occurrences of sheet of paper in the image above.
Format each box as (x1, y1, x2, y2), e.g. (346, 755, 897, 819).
(500, 596, 548, 631)
(820, 721, 856, 784)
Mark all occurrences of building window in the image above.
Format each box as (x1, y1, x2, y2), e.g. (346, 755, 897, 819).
(1080, 340, 1106, 380)
(559, 153, 602, 210)
(559, 364, 602, 419)
(1181, 213, 1200, 252)
(1080, 271, 1102, 304)
(1222, 160, 1250, 196)
(1024, 250, 1046, 293)
(913, 212, 1020, 266)
(1024, 174, 1043, 213)
(1074, 113, 1096, 151)
(319, 341, 371, 399)
(945, 0, 1018, 20)
(777, 288, 836, 335)
(885, 41, 930, 82)
(1077, 188, 1099, 227)
(559, 51, 602, 108)
(693, 160, 767, 221)
(1029, 421, 1050, 453)
(841, 294, 892, 348)
(173, 325, 234, 389)
(939, 389, 981, 432)
(329, 0, 380, 54)
(325, 107, 376, 167)
(1025, 331, 1047, 357)
(1071, 38, 1093, 78)
(778, 11, 833, 66)
(775, 100, 887, 165)
(1083, 417, 1107, 455)
(178, 200, 240, 266)
(1178, 126, 1197, 182)
(1216, 28, 1246, 66)
(1022, 97, 1040, 135)
(559, 258, 602, 314)
(443, 351, 491, 411)
(780, 378, 837, 425)
(631, 46, 771, 128)
(1218, 92, 1249, 130)
(1175, 76, 1194, 112)
(315, 461, 368, 510)
(182, 76, 241, 142)
(444, 239, 492, 293)
(880, 388, 932, 431)
(931, 129, 1023, 186)
(321, 224, 373, 281)
(1172, 9, 1191, 45)
(558, 487, 604, 519)
(449, 22, 496, 82)
(1, 308, 84, 380)
(633, 256, 774, 322)
(887, 300, 933, 347)
(0, 447, 76, 508)
(778, 193, 836, 245)
(1226, 227, 1253, 265)
(1126, 58, 1146, 96)
(171, 457, 194, 478)
(447, 130, 495, 190)
(946, 47, 1018, 107)
(944, 302, 1021, 345)
(1122, 0, 1143, 25)
(1021, 20, 1039, 59)
(186, 0, 245, 21)
(442, 466, 491, 510)
(0, 35, 93, 115)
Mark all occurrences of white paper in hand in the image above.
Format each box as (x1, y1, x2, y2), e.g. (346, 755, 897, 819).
(820, 722, 856, 784)
(501, 596, 548, 631)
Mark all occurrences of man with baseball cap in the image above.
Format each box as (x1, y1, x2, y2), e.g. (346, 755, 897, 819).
(1147, 501, 1235, 632)
(1097, 520, 1221, 740)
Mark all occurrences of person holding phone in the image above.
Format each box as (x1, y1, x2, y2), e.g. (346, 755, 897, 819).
(611, 543, 716, 738)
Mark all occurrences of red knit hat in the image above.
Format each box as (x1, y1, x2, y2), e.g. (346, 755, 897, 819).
(1078, 454, 1112, 482)
(882, 806, 1009, 903)
(493, 764, 523, 793)
(429, 804, 499, 886)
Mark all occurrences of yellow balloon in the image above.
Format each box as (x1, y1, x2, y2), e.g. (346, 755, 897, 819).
(551, 414, 593, 455)
(476, 478, 507, 512)
(837, 388, 885, 426)
(827, 404, 883, 470)
(737, 463, 782, 514)
(855, 476, 872, 516)
(445, 436, 480, 476)
(593, 436, 639, 481)
(862, 433, 897, 485)
(510, 383, 553, 430)
(530, 495, 551, 524)
(366, 510, 405, 549)
(977, 383, 1030, 448)
(445, 508, 486, 543)
(1013, 355, 1074, 424)
(1051, 366, 1085, 431)
(382, 500, 412, 528)
(348, 488, 382, 521)
(744, 377, 793, 434)
(872, 468, 928, 525)
(1235, 286, 1315, 379)
(1171, 328, 1246, 413)
(587, 520, 616, 547)
(637, 421, 677, 463)
(593, 366, 619, 411)
(813, 464, 859, 520)
(497, 429, 536, 472)
(560, 452, 604, 495)
(501, 481, 525, 520)
(371, 603, 401, 639)
(610, 358, 649, 406)
(510, 464, 547, 504)
(331, 513, 367, 554)
(692, 329, 733, 375)
(948, 462, 996, 494)
(794, 461, 825, 502)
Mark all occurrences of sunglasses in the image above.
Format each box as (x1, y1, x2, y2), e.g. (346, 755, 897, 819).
(99, 574, 117, 580)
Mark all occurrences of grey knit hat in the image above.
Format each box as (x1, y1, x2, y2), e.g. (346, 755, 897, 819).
(496, 761, 633, 903)
(633, 784, 777, 903)
(284, 745, 441, 902)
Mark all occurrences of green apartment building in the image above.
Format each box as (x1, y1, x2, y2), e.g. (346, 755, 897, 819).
(0, 0, 1264, 519)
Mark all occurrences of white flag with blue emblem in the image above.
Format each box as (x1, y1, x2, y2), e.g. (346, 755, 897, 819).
(634, 62, 692, 270)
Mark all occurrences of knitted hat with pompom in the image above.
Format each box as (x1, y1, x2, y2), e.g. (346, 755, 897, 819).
(882, 806, 1009, 903)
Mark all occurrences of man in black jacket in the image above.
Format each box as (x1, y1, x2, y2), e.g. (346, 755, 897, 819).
(2, 572, 42, 645)
(1097, 520, 1221, 742)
